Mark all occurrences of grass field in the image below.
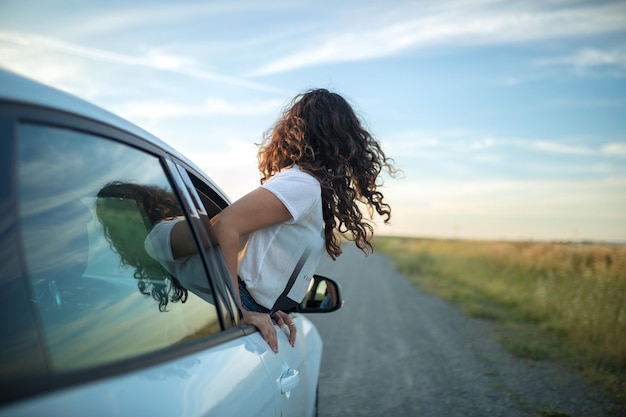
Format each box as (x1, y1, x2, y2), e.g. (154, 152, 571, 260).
(374, 236, 626, 405)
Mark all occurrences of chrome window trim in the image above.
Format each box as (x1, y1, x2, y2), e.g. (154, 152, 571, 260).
(162, 158, 237, 329)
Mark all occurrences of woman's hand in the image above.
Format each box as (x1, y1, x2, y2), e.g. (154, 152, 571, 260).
(272, 310, 297, 348)
(241, 310, 278, 353)
(241, 309, 297, 353)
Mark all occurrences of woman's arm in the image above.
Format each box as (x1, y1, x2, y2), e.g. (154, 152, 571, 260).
(169, 218, 205, 259)
(210, 187, 291, 293)
(213, 188, 296, 353)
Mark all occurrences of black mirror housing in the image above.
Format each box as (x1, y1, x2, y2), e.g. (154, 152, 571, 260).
(295, 274, 343, 313)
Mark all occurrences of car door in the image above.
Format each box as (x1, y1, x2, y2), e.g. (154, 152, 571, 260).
(0, 110, 281, 416)
(257, 314, 317, 417)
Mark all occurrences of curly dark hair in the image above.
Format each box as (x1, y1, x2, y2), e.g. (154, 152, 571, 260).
(96, 181, 188, 311)
(258, 89, 396, 259)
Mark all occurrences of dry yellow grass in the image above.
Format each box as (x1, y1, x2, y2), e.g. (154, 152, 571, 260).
(375, 236, 626, 403)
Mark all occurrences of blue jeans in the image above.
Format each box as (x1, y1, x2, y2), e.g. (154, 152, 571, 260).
(238, 278, 270, 313)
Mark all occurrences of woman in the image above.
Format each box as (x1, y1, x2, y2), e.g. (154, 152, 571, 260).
(205, 89, 395, 353)
(95, 182, 190, 311)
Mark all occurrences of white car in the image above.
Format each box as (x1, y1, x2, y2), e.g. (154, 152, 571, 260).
(0, 69, 341, 417)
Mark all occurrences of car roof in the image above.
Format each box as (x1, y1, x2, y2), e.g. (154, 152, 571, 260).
(0, 68, 230, 204)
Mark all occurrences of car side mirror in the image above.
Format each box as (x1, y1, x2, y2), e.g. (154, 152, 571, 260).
(296, 274, 343, 313)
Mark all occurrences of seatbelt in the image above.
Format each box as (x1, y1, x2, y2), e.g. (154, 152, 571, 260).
(270, 247, 312, 312)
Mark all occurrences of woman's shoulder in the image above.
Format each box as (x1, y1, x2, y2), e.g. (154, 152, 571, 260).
(270, 165, 319, 185)
(263, 166, 321, 207)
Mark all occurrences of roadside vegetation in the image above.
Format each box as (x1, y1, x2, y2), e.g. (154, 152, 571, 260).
(374, 236, 626, 406)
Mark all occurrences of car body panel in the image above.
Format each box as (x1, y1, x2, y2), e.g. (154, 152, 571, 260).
(0, 321, 321, 417)
(1, 334, 278, 417)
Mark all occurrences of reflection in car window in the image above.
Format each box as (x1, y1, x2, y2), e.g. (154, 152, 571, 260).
(18, 124, 220, 372)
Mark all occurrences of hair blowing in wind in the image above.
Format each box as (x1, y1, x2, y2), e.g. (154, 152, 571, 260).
(257, 89, 397, 260)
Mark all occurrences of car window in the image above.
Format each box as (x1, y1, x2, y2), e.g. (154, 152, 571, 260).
(17, 123, 220, 372)
(172, 165, 239, 326)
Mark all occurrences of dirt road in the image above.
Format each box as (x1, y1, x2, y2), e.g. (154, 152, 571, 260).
(309, 245, 624, 417)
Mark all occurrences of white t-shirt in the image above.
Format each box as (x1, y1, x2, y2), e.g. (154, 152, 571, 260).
(144, 219, 215, 304)
(238, 166, 325, 309)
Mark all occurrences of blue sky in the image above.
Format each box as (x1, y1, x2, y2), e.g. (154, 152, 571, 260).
(1, 0, 625, 242)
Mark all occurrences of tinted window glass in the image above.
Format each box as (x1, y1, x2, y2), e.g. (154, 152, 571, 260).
(18, 124, 220, 372)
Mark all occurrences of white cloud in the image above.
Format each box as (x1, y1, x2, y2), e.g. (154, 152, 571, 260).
(387, 130, 610, 158)
(489, 137, 626, 158)
(4, 1, 294, 38)
(120, 97, 284, 119)
(250, 1, 626, 75)
(146, 51, 190, 70)
(601, 142, 626, 157)
(468, 137, 499, 150)
(527, 140, 594, 156)
(0, 30, 286, 94)
(465, 137, 605, 157)
(539, 47, 626, 70)
(0, 30, 143, 66)
(62, 3, 224, 37)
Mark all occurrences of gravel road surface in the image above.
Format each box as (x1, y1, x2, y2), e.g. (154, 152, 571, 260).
(309, 245, 624, 417)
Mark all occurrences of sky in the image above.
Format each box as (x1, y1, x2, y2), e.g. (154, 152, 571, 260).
(1, 0, 625, 243)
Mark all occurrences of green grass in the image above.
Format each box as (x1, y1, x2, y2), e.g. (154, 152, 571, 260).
(374, 236, 626, 405)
